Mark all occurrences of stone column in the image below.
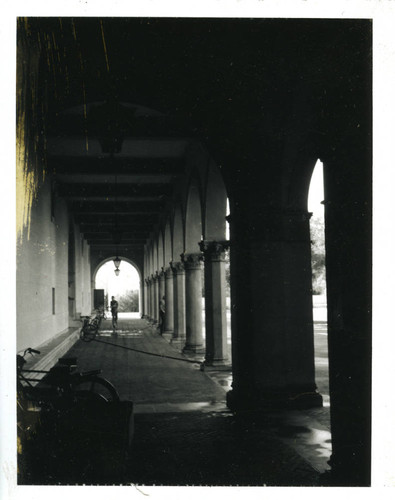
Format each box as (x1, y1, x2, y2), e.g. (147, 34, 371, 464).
(143, 278, 150, 319)
(200, 241, 229, 365)
(182, 253, 204, 353)
(147, 277, 153, 321)
(164, 266, 174, 334)
(226, 207, 322, 411)
(322, 148, 371, 486)
(158, 268, 165, 308)
(152, 273, 159, 323)
(170, 261, 186, 341)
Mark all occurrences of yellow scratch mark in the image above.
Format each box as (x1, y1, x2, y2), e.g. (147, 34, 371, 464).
(100, 20, 110, 73)
(16, 115, 38, 243)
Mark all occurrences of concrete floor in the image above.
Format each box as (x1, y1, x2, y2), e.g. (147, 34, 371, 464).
(21, 303, 330, 486)
(21, 299, 331, 486)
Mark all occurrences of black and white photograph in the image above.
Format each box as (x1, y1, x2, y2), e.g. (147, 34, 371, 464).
(1, 1, 395, 498)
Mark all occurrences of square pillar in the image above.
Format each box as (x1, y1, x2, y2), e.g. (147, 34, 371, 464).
(227, 208, 322, 411)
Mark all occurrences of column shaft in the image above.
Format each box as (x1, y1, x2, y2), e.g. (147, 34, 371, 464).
(164, 267, 174, 334)
(227, 208, 321, 411)
(201, 241, 229, 365)
(182, 253, 204, 353)
(171, 261, 186, 340)
(153, 274, 159, 323)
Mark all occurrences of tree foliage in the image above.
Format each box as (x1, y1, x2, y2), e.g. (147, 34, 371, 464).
(310, 216, 326, 295)
(117, 289, 139, 312)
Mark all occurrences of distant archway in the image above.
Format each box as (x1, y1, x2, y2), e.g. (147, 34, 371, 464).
(93, 258, 141, 313)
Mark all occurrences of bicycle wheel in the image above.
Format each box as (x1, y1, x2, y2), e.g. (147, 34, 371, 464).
(80, 325, 97, 342)
(73, 375, 120, 403)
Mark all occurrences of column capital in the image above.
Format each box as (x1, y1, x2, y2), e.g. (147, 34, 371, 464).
(158, 267, 165, 280)
(152, 272, 159, 282)
(199, 240, 230, 261)
(170, 260, 185, 275)
(181, 253, 203, 270)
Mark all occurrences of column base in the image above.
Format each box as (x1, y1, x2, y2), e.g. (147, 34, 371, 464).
(319, 451, 370, 487)
(170, 337, 186, 349)
(183, 344, 205, 355)
(202, 358, 230, 369)
(226, 386, 323, 412)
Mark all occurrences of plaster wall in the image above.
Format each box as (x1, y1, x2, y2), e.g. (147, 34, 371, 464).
(17, 179, 69, 351)
(73, 226, 92, 316)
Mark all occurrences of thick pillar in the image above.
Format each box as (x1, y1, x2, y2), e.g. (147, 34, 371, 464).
(164, 266, 174, 334)
(200, 241, 229, 365)
(147, 277, 153, 321)
(145, 278, 151, 320)
(170, 261, 186, 340)
(182, 253, 204, 353)
(158, 268, 165, 309)
(322, 148, 371, 486)
(227, 207, 322, 411)
(152, 273, 159, 323)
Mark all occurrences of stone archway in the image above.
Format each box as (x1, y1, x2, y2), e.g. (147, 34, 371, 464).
(92, 256, 142, 314)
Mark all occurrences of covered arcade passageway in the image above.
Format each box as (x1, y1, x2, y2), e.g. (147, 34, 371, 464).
(16, 17, 371, 487)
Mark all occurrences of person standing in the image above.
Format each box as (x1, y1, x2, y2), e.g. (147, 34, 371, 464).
(110, 296, 118, 330)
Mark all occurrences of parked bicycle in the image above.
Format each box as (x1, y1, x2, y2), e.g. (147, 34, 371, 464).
(17, 347, 120, 410)
(17, 347, 124, 484)
(80, 307, 106, 342)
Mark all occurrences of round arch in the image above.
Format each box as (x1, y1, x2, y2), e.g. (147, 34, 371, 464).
(92, 256, 142, 285)
(203, 161, 228, 241)
(93, 256, 143, 315)
(285, 154, 320, 211)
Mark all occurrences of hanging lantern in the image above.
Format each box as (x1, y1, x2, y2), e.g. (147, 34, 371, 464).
(113, 256, 121, 276)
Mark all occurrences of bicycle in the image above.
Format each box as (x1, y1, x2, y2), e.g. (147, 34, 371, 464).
(80, 308, 106, 342)
(18, 348, 120, 408)
(17, 348, 126, 484)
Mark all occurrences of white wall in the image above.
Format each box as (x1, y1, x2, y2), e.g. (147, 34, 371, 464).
(17, 177, 70, 351)
(73, 225, 92, 317)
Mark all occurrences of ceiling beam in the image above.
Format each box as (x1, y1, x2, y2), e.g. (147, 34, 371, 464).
(56, 173, 175, 184)
(70, 201, 163, 214)
(77, 215, 158, 225)
(58, 183, 172, 198)
(48, 156, 185, 175)
(87, 239, 147, 245)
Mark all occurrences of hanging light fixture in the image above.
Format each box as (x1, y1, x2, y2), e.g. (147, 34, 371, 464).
(113, 256, 121, 276)
(111, 149, 122, 277)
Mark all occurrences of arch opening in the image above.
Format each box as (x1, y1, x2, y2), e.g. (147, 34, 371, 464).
(308, 159, 329, 408)
(95, 259, 141, 318)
